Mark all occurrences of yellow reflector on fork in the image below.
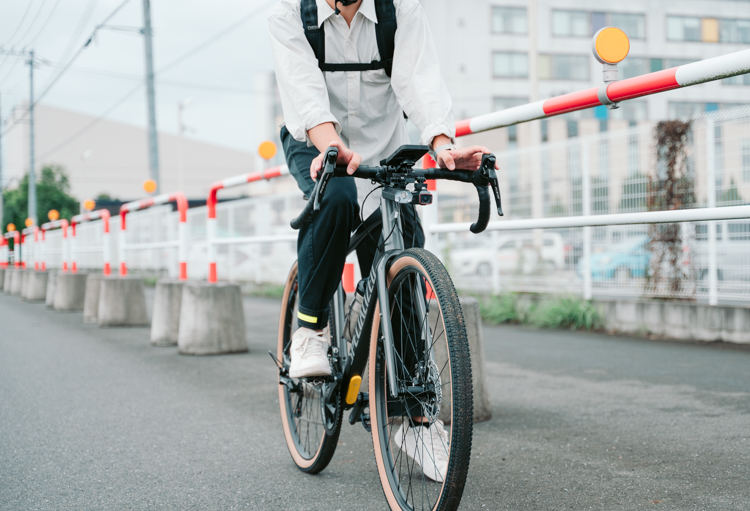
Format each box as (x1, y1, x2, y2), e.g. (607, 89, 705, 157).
(346, 375, 362, 405)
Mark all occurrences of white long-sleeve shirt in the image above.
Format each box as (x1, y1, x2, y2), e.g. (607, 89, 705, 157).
(268, 0, 455, 212)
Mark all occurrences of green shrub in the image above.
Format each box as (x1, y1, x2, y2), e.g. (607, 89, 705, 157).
(244, 283, 285, 299)
(528, 296, 601, 331)
(479, 293, 520, 324)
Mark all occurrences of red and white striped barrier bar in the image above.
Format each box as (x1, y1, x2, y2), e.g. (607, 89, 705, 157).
(72, 209, 112, 276)
(4, 230, 23, 268)
(21, 226, 43, 271)
(119, 192, 189, 280)
(41, 219, 71, 272)
(0, 237, 8, 269)
(206, 165, 290, 283)
(455, 48, 750, 136)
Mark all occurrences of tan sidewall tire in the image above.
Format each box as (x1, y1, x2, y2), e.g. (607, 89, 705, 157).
(277, 262, 325, 469)
(369, 255, 449, 511)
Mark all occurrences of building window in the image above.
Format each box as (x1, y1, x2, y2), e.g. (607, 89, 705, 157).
(492, 6, 527, 34)
(667, 58, 696, 68)
(610, 13, 646, 40)
(552, 10, 590, 37)
(743, 140, 750, 182)
(610, 100, 648, 122)
(720, 19, 750, 44)
(493, 52, 528, 78)
(552, 10, 645, 39)
(493, 97, 529, 112)
(668, 102, 744, 119)
(723, 74, 750, 86)
(619, 57, 649, 79)
(667, 16, 702, 42)
(538, 54, 589, 80)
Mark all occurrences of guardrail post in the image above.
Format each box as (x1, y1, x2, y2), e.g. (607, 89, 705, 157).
(178, 221, 188, 280)
(207, 216, 217, 283)
(70, 224, 77, 273)
(119, 215, 127, 276)
(582, 140, 593, 301)
(706, 119, 718, 306)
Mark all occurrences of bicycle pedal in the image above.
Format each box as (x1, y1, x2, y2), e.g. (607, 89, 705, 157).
(361, 413, 371, 433)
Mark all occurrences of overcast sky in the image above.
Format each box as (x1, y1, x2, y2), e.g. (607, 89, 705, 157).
(1, 0, 278, 153)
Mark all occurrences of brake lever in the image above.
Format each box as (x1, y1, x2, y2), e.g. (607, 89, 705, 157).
(313, 146, 339, 212)
(480, 154, 503, 217)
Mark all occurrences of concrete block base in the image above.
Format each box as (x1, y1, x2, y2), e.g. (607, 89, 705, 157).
(4, 269, 12, 292)
(83, 274, 104, 324)
(151, 280, 184, 346)
(97, 277, 149, 327)
(178, 282, 247, 355)
(45, 271, 58, 308)
(24, 271, 49, 301)
(596, 299, 750, 344)
(429, 296, 492, 424)
(10, 269, 25, 296)
(53, 273, 88, 311)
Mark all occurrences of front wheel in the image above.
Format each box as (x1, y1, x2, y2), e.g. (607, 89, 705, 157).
(369, 249, 473, 511)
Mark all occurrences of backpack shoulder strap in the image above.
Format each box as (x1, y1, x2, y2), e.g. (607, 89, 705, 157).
(300, 0, 326, 69)
(374, 0, 397, 77)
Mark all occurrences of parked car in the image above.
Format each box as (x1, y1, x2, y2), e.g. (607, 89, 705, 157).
(450, 232, 565, 276)
(577, 235, 650, 282)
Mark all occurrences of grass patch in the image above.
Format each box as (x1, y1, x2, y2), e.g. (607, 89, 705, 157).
(243, 283, 285, 299)
(528, 296, 601, 331)
(142, 277, 158, 287)
(478, 293, 601, 331)
(479, 293, 520, 324)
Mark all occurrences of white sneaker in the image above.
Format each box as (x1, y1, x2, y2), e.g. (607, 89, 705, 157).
(288, 327, 331, 378)
(394, 420, 450, 482)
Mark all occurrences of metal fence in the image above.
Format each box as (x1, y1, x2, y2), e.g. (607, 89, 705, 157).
(434, 106, 750, 302)
(37, 106, 750, 303)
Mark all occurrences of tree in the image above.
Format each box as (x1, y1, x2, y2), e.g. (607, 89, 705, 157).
(646, 120, 695, 298)
(2, 165, 79, 239)
(720, 178, 743, 204)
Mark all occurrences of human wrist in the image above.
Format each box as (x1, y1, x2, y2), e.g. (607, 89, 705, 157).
(430, 142, 456, 160)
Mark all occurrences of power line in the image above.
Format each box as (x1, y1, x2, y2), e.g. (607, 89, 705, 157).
(1, 0, 128, 135)
(37, 0, 98, 91)
(1, 0, 36, 46)
(28, 0, 64, 46)
(155, 0, 276, 76)
(12, 0, 54, 49)
(21, 0, 276, 157)
(52, 63, 258, 95)
(38, 84, 141, 159)
(35, 0, 132, 106)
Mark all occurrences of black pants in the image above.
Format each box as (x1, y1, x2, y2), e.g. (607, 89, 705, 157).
(281, 126, 425, 330)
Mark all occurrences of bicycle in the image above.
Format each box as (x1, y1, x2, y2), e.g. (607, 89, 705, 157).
(273, 144, 503, 511)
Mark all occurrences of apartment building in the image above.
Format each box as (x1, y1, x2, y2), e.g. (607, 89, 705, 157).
(424, 0, 750, 149)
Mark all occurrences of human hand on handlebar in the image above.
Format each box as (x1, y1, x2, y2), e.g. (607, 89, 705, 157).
(437, 145, 500, 171)
(310, 140, 362, 180)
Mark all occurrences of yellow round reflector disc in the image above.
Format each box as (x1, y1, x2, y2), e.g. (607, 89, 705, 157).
(593, 27, 630, 64)
(143, 179, 157, 194)
(258, 140, 278, 160)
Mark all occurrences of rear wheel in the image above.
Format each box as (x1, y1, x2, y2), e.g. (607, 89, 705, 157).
(369, 249, 473, 511)
(277, 262, 342, 474)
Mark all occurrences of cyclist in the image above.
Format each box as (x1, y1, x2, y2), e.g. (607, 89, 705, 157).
(269, 0, 491, 481)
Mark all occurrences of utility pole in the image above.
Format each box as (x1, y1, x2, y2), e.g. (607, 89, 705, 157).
(28, 50, 37, 226)
(142, 0, 160, 194)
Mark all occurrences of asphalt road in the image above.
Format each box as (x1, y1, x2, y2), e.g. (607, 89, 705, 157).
(1, 290, 749, 510)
